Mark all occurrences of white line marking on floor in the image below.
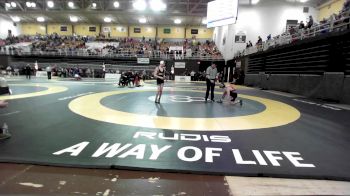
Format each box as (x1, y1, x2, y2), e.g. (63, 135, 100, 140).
(325, 104, 350, 111)
(264, 90, 303, 98)
(293, 99, 342, 111)
(0, 111, 20, 116)
(18, 182, 44, 188)
(58, 92, 95, 101)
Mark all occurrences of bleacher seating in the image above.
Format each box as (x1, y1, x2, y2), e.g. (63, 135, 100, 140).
(0, 34, 223, 60)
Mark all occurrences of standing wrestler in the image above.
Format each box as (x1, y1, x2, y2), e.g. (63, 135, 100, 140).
(153, 60, 166, 103)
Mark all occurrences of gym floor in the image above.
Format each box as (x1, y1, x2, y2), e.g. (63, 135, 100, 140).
(1, 77, 350, 195)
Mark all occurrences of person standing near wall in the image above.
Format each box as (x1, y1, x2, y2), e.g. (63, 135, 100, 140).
(25, 64, 31, 79)
(307, 15, 314, 29)
(153, 60, 166, 103)
(142, 69, 146, 82)
(102, 63, 106, 78)
(34, 61, 38, 76)
(190, 70, 195, 81)
(205, 63, 218, 102)
(46, 65, 52, 80)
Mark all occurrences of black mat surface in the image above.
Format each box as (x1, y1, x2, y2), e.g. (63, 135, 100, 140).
(1, 78, 350, 181)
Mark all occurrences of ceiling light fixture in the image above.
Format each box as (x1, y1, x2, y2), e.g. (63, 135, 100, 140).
(150, 0, 166, 11)
(31, 2, 36, 7)
(139, 17, 147, 23)
(251, 0, 259, 5)
(68, 1, 74, 8)
(202, 18, 207, 25)
(133, 0, 147, 11)
(70, 16, 78, 22)
(92, 3, 96, 8)
(47, 1, 54, 8)
(10, 2, 16, 7)
(113, 1, 120, 8)
(12, 16, 20, 22)
(5, 3, 11, 8)
(174, 19, 181, 24)
(104, 17, 112, 23)
(26, 1, 32, 7)
(37, 16, 45, 22)
(299, 0, 308, 2)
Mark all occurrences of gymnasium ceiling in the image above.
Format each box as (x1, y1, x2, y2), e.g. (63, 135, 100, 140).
(0, 0, 330, 25)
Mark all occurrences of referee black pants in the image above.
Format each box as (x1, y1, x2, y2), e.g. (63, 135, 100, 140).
(205, 79, 215, 101)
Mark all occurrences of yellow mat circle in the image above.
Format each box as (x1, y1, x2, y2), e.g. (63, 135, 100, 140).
(69, 90, 300, 131)
(0, 84, 68, 100)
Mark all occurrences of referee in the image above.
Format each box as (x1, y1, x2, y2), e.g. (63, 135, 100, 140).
(205, 63, 218, 102)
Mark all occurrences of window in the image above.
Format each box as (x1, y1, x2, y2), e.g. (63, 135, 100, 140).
(191, 29, 198, 34)
(60, 26, 67, 32)
(163, 28, 171, 34)
(89, 26, 96, 32)
(134, 27, 141, 33)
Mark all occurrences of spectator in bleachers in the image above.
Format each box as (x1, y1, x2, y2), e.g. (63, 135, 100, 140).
(307, 15, 314, 29)
(343, 0, 350, 12)
(299, 21, 305, 29)
(289, 26, 296, 35)
(257, 36, 262, 44)
(267, 34, 272, 40)
(6, 66, 12, 76)
(256, 36, 263, 51)
(2, 34, 223, 60)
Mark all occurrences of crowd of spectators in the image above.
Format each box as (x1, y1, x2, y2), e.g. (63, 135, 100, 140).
(1, 63, 156, 80)
(31, 34, 87, 52)
(100, 37, 222, 59)
(0, 33, 223, 60)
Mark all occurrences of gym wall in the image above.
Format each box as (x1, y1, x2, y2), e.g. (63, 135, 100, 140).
(47, 24, 73, 36)
(318, 0, 346, 21)
(18, 23, 213, 40)
(73, 24, 101, 36)
(0, 16, 20, 39)
(21, 23, 46, 35)
(129, 26, 157, 38)
(157, 26, 186, 39)
(101, 25, 128, 37)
